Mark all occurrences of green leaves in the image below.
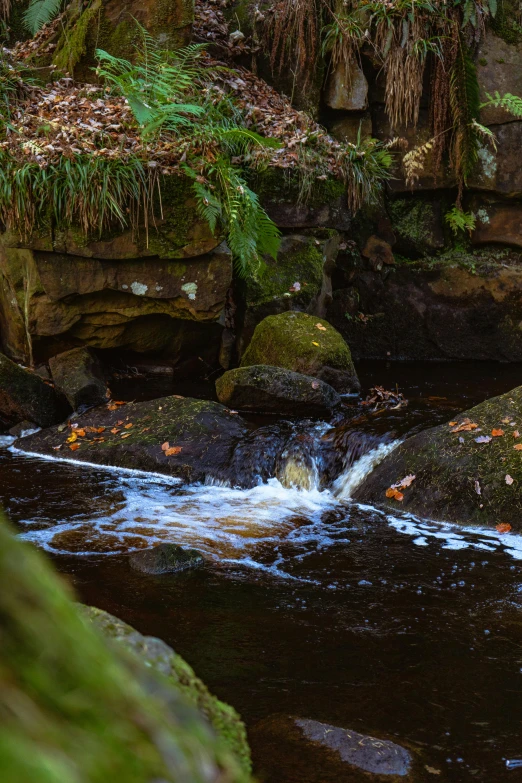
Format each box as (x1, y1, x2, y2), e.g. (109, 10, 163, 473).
(23, 0, 63, 34)
(482, 91, 522, 118)
(445, 206, 476, 235)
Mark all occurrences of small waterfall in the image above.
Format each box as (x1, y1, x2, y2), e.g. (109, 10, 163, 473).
(333, 439, 400, 499)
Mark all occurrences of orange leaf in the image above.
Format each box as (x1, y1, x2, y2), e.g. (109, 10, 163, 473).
(492, 429, 505, 437)
(140, 427, 150, 433)
(514, 430, 520, 439)
(116, 420, 124, 426)
(69, 443, 80, 451)
(514, 444, 522, 451)
(496, 523, 512, 534)
(120, 433, 131, 439)
(96, 427, 106, 433)
(107, 404, 118, 411)
(110, 428, 120, 435)
(124, 423, 133, 429)
(449, 421, 458, 427)
(113, 401, 126, 406)
(165, 446, 182, 456)
(76, 429, 86, 437)
(385, 487, 404, 501)
(93, 437, 105, 442)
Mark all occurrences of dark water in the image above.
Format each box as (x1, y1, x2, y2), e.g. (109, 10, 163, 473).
(3, 361, 522, 782)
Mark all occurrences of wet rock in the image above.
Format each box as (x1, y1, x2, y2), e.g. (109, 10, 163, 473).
(0, 512, 249, 783)
(240, 311, 360, 394)
(325, 61, 368, 110)
(239, 231, 340, 353)
(477, 31, 522, 126)
(49, 347, 107, 411)
(0, 353, 70, 429)
(250, 714, 416, 782)
(18, 395, 248, 484)
(216, 365, 341, 416)
(327, 260, 522, 361)
(330, 112, 372, 144)
(8, 420, 38, 438)
(468, 121, 522, 195)
(470, 199, 522, 247)
(362, 236, 395, 270)
(129, 543, 204, 574)
(387, 197, 445, 256)
(84, 606, 251, 775)
(355, 385, 522, 530)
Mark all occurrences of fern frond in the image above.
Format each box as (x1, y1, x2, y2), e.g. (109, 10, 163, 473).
(24, 0, 63, 34)
(482, 91, 522, 118)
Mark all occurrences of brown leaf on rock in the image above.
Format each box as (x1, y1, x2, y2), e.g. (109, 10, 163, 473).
(491, 429, 505, 437)
(385, 487, 404, 501)
(124, 423, 133, 429)
(514, 444, 522, 451)
(69, 443, 80, 451)
(120, 433, 131, 439)
(110, 428, 120, 434)
(496, 523, 512, 533)
(451, 419, 478, 433)
(506, 474, 514, 485)
(165, 446, 182, 456)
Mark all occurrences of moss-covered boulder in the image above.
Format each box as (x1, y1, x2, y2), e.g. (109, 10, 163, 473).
(0, 353, 70, 429)
(84, 606, 251, 775)
(239, 232, 340, 353)
(216, 365, 341, 416)
(18, 395, 248, 483)
(355, 386, 522, 529)
(0, 512, 249, 783)
(129, 542, 204, 574)
(240, 312, 360, 394)
(49, 347, 107, 411)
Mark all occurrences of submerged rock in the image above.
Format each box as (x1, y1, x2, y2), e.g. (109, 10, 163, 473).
(355, 386, 522, 529)
(129, 543, 204, 574)
(240, 311, 360, 394)
(18, 395, 248, 484)
(0, 353, 70, 429)
(216, 365, 341, 416)
(84, 606, 251, 775)
(49, 346, 107, 411)
(250, 714, 416, 782)
(0, 512, 250, 783)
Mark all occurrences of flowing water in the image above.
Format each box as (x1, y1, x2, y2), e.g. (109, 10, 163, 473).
(3, 361, 522, 781)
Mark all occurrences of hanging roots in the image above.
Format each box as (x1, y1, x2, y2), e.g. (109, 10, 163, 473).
(265, 0, 320, 89)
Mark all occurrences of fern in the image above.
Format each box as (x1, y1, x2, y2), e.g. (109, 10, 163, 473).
(449, 38, 481, 190)
(481, 91, 522, 118)
(445, 206, 476, 235)
(24, 0, 63, 34)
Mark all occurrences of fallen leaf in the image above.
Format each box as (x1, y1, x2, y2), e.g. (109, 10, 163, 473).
(120, 433, 131, 439)
(475, 480, 481, 496)
(391, 474, 416, 489)
(451, 418, 479, 432)
(93, 437, 105, 442)
(116, 420, 124, 426)
(315, 323, 327, 331)
(107, 404, 118, 411)
(96, 427, 106, 433)
(66, 432, 77, 443)
(449, 421, 458, 427)
(165, 446, 182, 456)
(506, 474, 514, 485)
(52, 445, 62, 451)
(140, 427, 150, 433)
(113, 401, 126, 406)
(492, 429, 505, 437)
(76, 429, 86, 437)
(312, 341, 319, 346)
(124, 423, 133, 429)
(69, 443, 80, 451)
(425, 766, 441, 776)
(496, 523, 512, 534)
(515, 444, 522, 451)
(311, 381, 320, 389)
(110, 428, 120, 434)
(475, 435, 492, 444)
(514, 430, 520, 438)
(501, 417, 511, 424)
(161, 441, 170, 452)
(385, 487, 404, 501)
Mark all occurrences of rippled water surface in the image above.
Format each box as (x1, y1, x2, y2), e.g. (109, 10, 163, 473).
(3, 361, 522, 782)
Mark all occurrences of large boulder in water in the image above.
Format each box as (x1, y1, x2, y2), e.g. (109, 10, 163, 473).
(84, 606, 251, 774)
(18, 395, 248, 484)
(49, 346, 107, 411)
(0, 512, 250, 782)
(129, 543, 204, 574)
(240, 312, 360, 394)
(355, 386, 522, 530)
(216, 365, 341, 417)
(0, 352, 70, 428)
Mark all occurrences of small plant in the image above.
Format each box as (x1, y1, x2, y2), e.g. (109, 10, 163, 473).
(24, 0, 63, 34)
(445, 206, 476, 235)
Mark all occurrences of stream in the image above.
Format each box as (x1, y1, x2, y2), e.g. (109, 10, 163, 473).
(3, 360, 522, 781)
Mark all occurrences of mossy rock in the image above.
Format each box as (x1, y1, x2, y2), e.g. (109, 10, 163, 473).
(0, 353, 70, 429)
(216, 364, 341, 416)
(240, 312, 360, 394)
(355, 385, 522, 529)
(129, 542, 204, 574)
(84, 606, 251, 775)
(387, 197, 444, 256)
(0, 512, 249, 783)
(18, 395, 248, 483)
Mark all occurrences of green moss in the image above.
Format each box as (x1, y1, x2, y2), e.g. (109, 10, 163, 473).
(246, 238, 323, 308)
(388, 197, 442, 256)
(0, 513, 250, 783)
(247, 166, 345, 209)
(53, 0, 102, 73)
(492, 0, 522, 44)
(393, 245, 522, 274)
(479, 57, 488, 66)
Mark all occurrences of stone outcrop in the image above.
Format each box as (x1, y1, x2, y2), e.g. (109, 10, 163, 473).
(18, 395, 248, 483)
(49, 346, 107, 410)
(129, 542, 204, 574)
(355, 385, 522, 530)
(216, 365, 341, 416)
(0, 352, 70, 429)
(325, 61, 369, 111)
(0, 511, 250, 783)
(240, 312, 360, 394)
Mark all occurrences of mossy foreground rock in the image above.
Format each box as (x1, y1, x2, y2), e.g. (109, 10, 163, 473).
(84, 606, 251, 775)
(19, 395, 248, 483)
(240, 312, 360, 394)
(216, 365, 341, 416)
(0, 513, 249, 783)
(250, 714, 418, 782)
(0, 352, 70, 429)
(355, 386, 522, 529)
